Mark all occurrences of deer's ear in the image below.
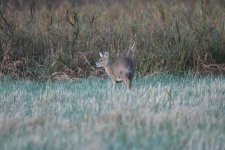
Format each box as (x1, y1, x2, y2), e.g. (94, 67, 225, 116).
(99, 52, 103, 58)
(104, 52, 109, 58)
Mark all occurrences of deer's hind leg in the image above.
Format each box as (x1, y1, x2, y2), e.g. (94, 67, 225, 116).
(122, 77, 131, 89)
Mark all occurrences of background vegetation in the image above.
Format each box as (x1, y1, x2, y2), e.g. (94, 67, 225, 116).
(0, 75, 225, 149)
(0, 0, 225, 79)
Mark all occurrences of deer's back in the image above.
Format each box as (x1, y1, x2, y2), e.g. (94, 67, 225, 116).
(112, 57, 135, 81)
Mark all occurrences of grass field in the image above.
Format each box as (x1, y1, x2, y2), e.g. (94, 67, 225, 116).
(0, 75, 225, 150)
(0, 1, 225, 150)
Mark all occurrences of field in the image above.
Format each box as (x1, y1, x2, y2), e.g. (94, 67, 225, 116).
(0, 75, 225, 150)
(0, 0, 225, 149)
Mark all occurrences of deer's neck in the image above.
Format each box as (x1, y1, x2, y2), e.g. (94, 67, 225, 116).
(104, 63, 115, 78)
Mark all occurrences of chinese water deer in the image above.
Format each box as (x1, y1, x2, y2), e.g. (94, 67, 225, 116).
(96, 51, 135, 89)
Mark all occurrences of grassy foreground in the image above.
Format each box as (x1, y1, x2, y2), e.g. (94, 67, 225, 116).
(0, 75, 225, 150)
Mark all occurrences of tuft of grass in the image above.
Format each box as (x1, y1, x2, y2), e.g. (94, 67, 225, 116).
(0, 75, 225, 149)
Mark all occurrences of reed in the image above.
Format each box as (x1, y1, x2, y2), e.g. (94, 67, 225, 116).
(0, 0, 224, 78)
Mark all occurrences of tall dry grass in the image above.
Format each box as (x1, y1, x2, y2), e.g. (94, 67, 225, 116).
(0, 0, 225, 78)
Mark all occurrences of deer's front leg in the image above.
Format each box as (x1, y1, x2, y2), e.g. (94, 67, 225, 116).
(112, 78, 116, 85)
(111, 78, 116, 89)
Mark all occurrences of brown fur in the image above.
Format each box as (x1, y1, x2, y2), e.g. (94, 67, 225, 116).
(96, 52, 135, 89)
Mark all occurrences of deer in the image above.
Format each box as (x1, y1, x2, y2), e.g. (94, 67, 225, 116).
(96, 51, 135, 89)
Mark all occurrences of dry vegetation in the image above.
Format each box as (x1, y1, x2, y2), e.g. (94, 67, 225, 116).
(0, 0, 225, 79)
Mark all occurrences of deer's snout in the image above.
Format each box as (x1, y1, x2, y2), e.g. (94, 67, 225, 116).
(95, 62, 101, 68)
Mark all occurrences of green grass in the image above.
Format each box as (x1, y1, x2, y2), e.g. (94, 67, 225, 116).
(0, 75, 225, 150)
